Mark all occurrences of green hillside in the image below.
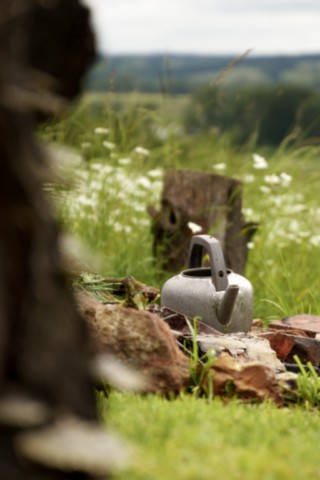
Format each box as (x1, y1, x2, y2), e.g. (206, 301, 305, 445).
(86, 53, 320, 93)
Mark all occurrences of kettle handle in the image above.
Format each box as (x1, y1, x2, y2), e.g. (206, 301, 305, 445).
(187, 235, 228, 291)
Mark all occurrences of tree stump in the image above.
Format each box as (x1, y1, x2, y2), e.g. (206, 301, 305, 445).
(149, 170, 257, 274)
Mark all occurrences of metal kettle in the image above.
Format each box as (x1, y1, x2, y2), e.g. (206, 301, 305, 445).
(161, 235, 254, 333)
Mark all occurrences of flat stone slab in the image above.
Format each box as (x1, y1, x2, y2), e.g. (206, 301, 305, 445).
(269, 314, 320, 337)
(196, 333, 285, 372)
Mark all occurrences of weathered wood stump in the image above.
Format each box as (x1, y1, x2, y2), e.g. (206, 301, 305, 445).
(149, 170, 257, 274)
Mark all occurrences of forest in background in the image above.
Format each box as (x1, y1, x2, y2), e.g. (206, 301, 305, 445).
(83, 53, 320, 148)
(86, 53, 320, 93)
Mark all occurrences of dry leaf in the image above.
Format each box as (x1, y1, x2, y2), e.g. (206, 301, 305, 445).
(204, 354, 282, 404)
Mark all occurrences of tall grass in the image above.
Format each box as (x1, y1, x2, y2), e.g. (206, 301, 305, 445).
(40, 92, 320, 321)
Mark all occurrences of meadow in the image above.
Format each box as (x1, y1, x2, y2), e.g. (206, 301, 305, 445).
(41, 91, 320, 479)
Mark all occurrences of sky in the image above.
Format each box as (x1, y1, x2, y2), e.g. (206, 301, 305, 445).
(83, 0, 320, 56)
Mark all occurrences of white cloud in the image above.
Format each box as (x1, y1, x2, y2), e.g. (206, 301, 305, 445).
(214, 0, 320, 13)
(83, 0, 320, 55)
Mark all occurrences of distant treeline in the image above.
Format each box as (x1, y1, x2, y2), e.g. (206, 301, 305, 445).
(85, 54, 320, 147)
(86, 53, 320, 93)
(184, 83, 320, 146)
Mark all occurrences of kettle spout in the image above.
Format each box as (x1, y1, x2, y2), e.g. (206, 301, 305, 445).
(218, 285, 239, 325)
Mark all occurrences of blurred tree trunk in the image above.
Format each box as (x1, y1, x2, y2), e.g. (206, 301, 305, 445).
(0, 1, 103, 478)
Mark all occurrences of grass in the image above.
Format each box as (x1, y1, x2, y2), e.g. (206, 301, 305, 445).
(294, 356, 320, 408)
(41, 91, 320, 479)
(101, 391, 320, 480)
(41, 92, 320, 320)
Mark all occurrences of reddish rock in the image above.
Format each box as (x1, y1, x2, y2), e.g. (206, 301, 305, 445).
(258, 329, 320, 366)
(258, 332, 295, 361)
(269, 314, 320, 337)
(266, 328, 309, 338)
(78, 295, 190, 394)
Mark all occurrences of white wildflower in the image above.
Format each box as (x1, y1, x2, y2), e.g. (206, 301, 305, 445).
(279, 172, 292, 187)
(152, 181, 163, 192)
(290, 204, 305, 213)
(188, 222, 203, 234)
(212, 163, 226, 171)
(91, 191, 99, 201)
(90, 163, 102, 171)
(136, 176, 152, 189)
(270, 196, 282, 207)
(132, 190, 147, 200)
(114, 223, 124, 233)
(94, 127, 109, 135)
(99, 165, 114, 175)
(154, 126, 169, 141)
(289, 219, 300, 232)
(310, 235, 320, 247)
(132, 203, 146, 213)
(81, 272, 96, 283)
(243, 208, 254, 219)
(147, 169, 163, 179)
(299, 231, 310, 238)
(139, 218, 151, 226)
(89, 181, 103, 191)
(244, 174, 255, 183)
(134, 146, 150, 156)
(118, 158, 132, 165)
(113, 222, 133, 234)
(124, 225, 132, 234)
(252, 153, 268, 169)
(102, 141, 116, 150)
(264, 174, 280, 185)
(78, 170, 89, 180)
(247, 242, 255, 250)
(76, 195, 96, 208)
(259, 185, 271, 194)
(108, 209, 122, 220)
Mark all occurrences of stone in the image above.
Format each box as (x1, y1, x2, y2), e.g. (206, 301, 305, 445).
(149, 305, 223, 336)
(286, 336, 320, 366)
(196, 333, 285, 372)
(258, 331, 296, 361)
(78, 295, 190, 394)
(269, 314, 320, 337)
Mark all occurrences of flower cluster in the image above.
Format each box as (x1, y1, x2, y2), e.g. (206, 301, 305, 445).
(252, 153, 268, 169)
(240, 153, 319, 250)
(61, 154, 162, 239)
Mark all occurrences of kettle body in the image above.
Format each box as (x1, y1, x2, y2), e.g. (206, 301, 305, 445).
(161, 235, 254, 333)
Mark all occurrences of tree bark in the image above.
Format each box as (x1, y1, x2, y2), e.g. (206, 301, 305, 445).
(149, 170, 257, 274)
(0, 1, 106, 478)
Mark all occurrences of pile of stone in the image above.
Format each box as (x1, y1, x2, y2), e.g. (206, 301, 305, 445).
(77, 277, 320, 405)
